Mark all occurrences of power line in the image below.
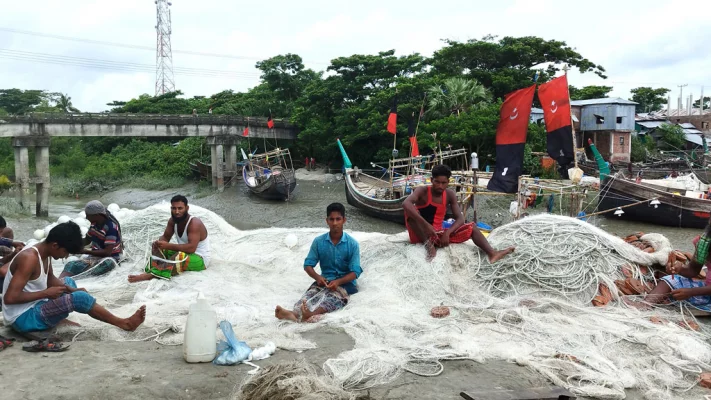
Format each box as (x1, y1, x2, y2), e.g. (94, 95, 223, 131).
(0, 49, 261, 80)
(0, 26, 330, 65)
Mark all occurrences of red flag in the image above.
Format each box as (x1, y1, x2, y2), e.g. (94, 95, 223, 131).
(537, 75, 572, 132)
(243, 127, 249, 137)
(387, 95, 397, 134)
(408, 114, 420, 157)
(267, 115, 274, 129)
(487, 85, 535, 193)
(538, 75, 574, 172)
(495, 85, 536, 145)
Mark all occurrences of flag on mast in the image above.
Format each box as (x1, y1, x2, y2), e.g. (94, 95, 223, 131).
(487, 84, 536, 193)
(387, 95, 397, 134)
(538, 75, 574, 176)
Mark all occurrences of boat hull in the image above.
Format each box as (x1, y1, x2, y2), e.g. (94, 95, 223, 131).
(344, 169, 407, 224)
(243, 167, 297, 201)
(598, 176, 711, 228)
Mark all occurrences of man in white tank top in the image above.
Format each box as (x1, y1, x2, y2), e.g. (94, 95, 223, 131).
(128, 195, 210, 283)
(2, 222, 146, 336)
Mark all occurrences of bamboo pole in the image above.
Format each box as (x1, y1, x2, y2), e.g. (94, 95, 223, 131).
(563, 64, 578, 170)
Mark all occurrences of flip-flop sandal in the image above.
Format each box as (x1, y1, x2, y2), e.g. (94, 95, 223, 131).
(22, 338, 69, 353)
(0, 335, 16, 347)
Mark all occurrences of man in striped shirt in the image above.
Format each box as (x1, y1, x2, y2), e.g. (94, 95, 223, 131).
(60, 201, 123, 278)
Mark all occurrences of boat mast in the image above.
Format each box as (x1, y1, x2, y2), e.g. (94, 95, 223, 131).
(563, 64, 578, 170)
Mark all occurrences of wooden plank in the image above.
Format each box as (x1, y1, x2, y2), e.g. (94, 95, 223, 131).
(460, 386, 576, 400)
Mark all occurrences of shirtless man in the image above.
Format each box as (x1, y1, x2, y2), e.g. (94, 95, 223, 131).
(2, 222, 145, 335)
(129, 195, 210, 282)
(403, 164, 515, 262)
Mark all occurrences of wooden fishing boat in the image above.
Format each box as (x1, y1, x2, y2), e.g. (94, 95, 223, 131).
(242, 148, 297, 200)
(189, 160, 241, 181)
(598, 174, 711, 228)
(338, 139, 477, 224)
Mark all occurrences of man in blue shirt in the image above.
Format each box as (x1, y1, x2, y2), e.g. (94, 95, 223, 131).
(275, 202, 362, 323)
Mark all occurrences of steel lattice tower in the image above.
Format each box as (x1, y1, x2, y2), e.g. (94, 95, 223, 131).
(154, 0, 175, 95)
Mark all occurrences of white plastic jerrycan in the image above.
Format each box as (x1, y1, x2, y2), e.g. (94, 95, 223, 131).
(183, 292, 217, 363)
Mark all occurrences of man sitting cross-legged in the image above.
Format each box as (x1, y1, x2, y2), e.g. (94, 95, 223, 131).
(275, 202, 362, 323)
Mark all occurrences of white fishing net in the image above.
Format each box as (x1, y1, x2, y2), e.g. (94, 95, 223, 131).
(37, 205, 711, 399)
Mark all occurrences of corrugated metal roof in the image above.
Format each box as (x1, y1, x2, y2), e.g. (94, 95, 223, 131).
(570, 97, 638, 106)
(686, 133, 704, 146)
(683, 128, 703, 134)
(637, 120, 668, 129)
(662, 108, 711, 117)
(531, 107, 543, 114)
(679, 123, 696, 129)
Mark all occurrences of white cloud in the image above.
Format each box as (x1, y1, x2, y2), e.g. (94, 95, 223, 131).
(0, 0, 709, 112)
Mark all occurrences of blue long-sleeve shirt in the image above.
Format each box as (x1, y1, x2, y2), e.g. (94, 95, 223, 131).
(304, 232, 362, 294)
(0, 238, 12, 248)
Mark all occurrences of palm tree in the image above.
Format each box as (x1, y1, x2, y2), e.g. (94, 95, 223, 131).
(57, 94, 80, 113)
(426, 77, 490, 118)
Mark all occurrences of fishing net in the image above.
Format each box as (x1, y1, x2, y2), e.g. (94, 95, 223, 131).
(39, 204, 711, 399)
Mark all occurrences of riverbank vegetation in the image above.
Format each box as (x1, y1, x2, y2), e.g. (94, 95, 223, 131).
(0, 35, 673, 193)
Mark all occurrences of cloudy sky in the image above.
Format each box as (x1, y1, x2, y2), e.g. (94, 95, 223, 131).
(1, 0, 709, 112)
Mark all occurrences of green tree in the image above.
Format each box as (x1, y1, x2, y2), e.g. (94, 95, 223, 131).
(426, 77, 490, 118)
(0, 89, 47, 114)
(694, 96, 710, 109)
(57, 94, 80, 113)
(569, 85, 613, 100)
(429, 35, 606, 100)
(629, 87, 670, 113)
(255, 54, 320, 114)
(656, 123, 685, 150)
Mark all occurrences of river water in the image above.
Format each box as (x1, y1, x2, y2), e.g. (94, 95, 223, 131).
(0, 176, 702, 253)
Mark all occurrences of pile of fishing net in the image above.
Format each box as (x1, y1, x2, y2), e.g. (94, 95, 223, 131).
(40, 205, 711, 399)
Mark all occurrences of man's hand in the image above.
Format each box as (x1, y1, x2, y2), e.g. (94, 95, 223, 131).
(155, 240, 169, 250)
(44, 286, 67, 299)
(665, 261, 679, 275)
(671, 288, 695, 301)
(315, 275, 328, 287)
(439, 231, 451, 247)
(65, 285, 87, 294)
(326, 280, 340, 291)
(12, 241, 24, 251)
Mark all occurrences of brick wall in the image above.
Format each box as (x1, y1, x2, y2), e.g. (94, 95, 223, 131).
(610, 132, 631, 163)
(668, 115, 711, 132)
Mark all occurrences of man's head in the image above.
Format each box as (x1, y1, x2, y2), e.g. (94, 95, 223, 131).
(0, 216, 5, 229)
(170, 195, 190, 224)
(45, 222, 84, 259)
(326, 202, 346, 233)
(430, 164, 452, 195)
(84, 200, 108, 226)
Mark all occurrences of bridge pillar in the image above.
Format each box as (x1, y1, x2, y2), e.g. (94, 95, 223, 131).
(13, 146, 30, 212)
(210, 144, 218, 188)
(215, 144, 224, 192)
(35, 146, 50, 217)
(226, 145, 237, 185)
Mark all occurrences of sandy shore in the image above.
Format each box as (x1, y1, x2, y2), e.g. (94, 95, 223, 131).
(2, 326, 642, 400)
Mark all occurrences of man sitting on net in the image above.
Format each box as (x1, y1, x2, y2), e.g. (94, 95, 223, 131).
(275, 202, 362, 323)
(403, 164, 514, 262)
(129, 195, 210, 282)
(3, 222, 145, 342)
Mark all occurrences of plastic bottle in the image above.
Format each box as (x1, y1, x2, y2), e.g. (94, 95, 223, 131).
(183, 292, 217, 363)
(442, 218, 455, 230)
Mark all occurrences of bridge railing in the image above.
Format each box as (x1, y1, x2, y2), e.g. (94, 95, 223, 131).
(1, 113, 294, 128)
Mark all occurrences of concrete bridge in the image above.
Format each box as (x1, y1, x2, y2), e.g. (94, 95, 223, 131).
(0, 113, 299, 216)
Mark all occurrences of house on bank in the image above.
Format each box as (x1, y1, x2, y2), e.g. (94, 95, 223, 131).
(569, 98, 637, 163)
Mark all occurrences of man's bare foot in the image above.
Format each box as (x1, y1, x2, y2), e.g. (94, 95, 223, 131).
(300, 301, 314, 322)
(128, 273, 154, 283)
(425, 241, 437, 261)
(487, 247, 515, 263)
(120, 305, 146, 331)
(275, 306, 297, 322)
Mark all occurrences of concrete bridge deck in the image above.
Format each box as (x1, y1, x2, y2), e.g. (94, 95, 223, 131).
(0, 113, 297, 139)
(0, 113, 299, 215)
